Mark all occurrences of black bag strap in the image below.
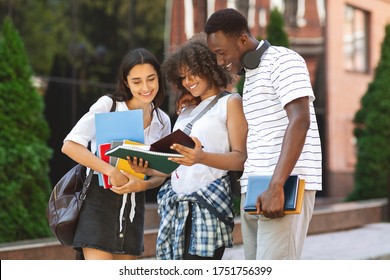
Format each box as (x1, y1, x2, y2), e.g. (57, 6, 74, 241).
(80, 95, 116, 201)
(108, 95, 116, 112)
(79, 170, 94, 201)
(193, 193, 234, 229)
(183, 92, 229, 135)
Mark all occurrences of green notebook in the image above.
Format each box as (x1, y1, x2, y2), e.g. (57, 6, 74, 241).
(105, 144, 183, 174)
(106, 129, 195, 174)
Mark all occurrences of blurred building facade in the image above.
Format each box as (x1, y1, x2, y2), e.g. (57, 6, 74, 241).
(164, 0, 390, 198)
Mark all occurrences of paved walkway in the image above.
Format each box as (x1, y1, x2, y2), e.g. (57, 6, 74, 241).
(222, 222, 390, 260)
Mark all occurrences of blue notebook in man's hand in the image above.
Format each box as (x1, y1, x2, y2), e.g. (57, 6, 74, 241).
(243, 175, 304, 214)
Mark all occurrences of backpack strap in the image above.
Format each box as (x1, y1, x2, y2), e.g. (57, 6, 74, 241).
(108, 95, 116, 112)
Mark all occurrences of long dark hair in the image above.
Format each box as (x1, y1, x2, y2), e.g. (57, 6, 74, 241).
(110, 48, 165, 110)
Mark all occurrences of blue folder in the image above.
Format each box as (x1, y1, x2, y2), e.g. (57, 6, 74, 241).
(95, 109, 144, 185)
(243, 175, 299, 213)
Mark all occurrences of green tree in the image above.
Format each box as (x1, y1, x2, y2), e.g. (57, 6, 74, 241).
(266, 7, 289, 47)
(347, 24, 390, 201)
(0, 0, 70, 75)
(0, 0, 166, 78)
(1, 0, 167, 197)
(0, 17, 52, 242)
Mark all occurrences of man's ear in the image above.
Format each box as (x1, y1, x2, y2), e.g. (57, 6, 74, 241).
(238, 33, 250, 50)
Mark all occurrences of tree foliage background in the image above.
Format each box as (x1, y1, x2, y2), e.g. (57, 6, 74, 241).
(1, 0, 167, 191)
(266, 7, 289, 48)
(347, 24, 390, 201)
(0, 0, 166, 242)
(0, 17, 52, 242)
(0, 0, 166, 77)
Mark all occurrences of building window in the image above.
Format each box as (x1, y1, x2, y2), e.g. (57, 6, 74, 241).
(344, 5, 369, 73)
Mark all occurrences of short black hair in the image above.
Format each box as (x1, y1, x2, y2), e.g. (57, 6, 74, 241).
(204, 8, 250, 39)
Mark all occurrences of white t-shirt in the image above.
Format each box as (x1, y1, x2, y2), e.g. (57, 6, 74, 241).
(241, 43, 322, 192)
(170, 94, 231, 194)
(64, 95, 171, 159)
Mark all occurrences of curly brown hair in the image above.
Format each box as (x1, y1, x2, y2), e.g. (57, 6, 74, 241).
(162, 34, 231, 95)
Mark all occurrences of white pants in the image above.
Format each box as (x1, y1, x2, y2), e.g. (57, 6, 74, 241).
(240, 190, 316, 260)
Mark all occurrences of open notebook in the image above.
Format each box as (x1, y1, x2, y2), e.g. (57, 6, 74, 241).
(106, 129, 195, 174)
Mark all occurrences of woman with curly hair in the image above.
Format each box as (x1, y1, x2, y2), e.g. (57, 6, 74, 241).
(132, 35, 247, 260)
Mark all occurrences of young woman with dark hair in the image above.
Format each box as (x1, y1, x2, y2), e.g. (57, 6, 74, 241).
(62, 48, 171, 260)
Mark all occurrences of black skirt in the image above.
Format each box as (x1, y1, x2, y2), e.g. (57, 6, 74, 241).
(73, 175, 145, 255)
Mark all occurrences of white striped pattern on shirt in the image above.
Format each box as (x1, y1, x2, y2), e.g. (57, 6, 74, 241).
(241, 44, 322, 192)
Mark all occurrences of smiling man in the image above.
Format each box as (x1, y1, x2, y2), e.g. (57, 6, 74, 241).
(204, 8, 322, 260)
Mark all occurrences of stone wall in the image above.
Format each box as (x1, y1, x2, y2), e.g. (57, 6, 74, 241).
(0, 198, 387, 260)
